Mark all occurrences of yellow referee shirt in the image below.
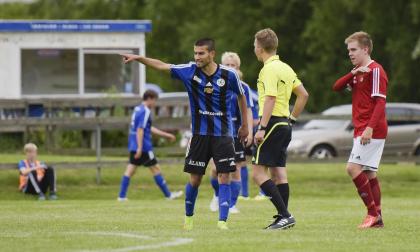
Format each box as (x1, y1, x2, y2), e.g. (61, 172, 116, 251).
(257, 55, 302, 117)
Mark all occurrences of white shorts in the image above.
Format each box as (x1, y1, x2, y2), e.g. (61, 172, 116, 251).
(348, 136, 385, 171)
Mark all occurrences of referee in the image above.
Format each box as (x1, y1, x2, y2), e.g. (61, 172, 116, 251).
(252, 28, 309, 230)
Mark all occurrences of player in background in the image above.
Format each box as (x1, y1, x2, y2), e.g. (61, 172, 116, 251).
(118, 90, 183, 201)
(18, 143, 57, 200)
(252, 28, 309, 230)
(333, 31, 387, 228)
(121, 38, 248, 230)
(209, 52, 254, 214)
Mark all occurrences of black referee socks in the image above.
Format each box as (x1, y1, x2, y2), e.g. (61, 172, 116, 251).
(260, 180, 291, 218)
(277, 183, 290, 209)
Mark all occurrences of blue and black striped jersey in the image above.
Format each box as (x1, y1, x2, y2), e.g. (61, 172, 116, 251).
(170, 62, 244, 137)
(230, 82, 254, 137)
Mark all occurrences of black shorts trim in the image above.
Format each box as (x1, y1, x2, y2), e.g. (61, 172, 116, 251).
(252, 117, 291, 167)
(184, 135, 236, 175)
(234, 137, 246, 162)
(129, 151, 158, 167)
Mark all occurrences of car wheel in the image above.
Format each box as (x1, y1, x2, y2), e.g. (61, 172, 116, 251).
(309, 145, 336, 159)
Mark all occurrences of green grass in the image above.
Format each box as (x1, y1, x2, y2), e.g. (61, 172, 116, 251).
(0, 161, 419, 252)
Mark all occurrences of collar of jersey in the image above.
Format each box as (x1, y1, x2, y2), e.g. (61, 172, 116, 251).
(264, 55, 280, 65)
(264, 55, 279, 65)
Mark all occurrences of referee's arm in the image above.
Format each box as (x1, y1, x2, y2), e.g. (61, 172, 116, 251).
(290, 85, 309, 120)
(120, 54, 171, 73)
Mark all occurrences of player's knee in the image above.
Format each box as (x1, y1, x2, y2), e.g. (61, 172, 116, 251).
(149, 165, 161, 175)
(190, 174, 202, 187)
(218, 172, 230, 184)
(124, 166, 136, 177)
(346, 164, 360, 177)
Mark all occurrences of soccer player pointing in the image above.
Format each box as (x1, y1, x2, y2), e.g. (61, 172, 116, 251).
(333, 31, 387, 228)
(121, 38, 249, 230)
(252, 28, 309, 230)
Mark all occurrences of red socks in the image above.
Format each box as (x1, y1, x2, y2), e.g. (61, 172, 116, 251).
(352, 173, 378, 217)
(369, 177, 382, 216)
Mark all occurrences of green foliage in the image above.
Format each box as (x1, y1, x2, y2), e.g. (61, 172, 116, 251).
(1, 0, 419, 112)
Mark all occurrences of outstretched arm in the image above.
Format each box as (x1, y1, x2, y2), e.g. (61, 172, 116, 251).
(121, 54, 171, 73)
(151, 126, 176, 142)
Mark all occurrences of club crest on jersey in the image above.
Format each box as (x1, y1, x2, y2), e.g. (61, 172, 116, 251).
(204, 82, 214, 94)
(193, 75, 202, 84)
(359, 77, 364, 82)
(216, 78, 225, 87)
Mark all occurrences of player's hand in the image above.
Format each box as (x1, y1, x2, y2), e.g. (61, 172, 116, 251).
(120, 53, 140, 64)
(360, 127, 373, 145)
(245, 134, 253, 147)
(238, 125, 249, 143)
(134, 149, 142, 159)
(254, 130, 265, 146)
(167, 134, 176, 142)
(351, 66, 371, 75)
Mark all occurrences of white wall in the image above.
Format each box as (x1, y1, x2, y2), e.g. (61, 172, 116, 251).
(0, 32, 145, 98)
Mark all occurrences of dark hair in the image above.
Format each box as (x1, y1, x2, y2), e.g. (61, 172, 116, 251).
(142, 89, 159, 101)
(194, 38, 216, 52)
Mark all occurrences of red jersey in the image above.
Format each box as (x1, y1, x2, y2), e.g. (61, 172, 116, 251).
(333, 60, 388, 139)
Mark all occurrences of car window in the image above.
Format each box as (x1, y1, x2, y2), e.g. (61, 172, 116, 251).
(387, 107, 420, 126)
(303, 120, 348, 130)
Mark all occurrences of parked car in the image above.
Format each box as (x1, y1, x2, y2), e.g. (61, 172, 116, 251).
(288, 103, 420, 159)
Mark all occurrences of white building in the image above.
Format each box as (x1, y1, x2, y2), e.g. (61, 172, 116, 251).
(0, 20, 151, 99)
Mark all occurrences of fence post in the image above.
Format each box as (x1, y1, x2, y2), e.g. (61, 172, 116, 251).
(96, 123, 102, 184)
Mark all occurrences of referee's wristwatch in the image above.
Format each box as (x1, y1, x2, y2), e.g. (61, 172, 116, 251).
(289, 115, 297, 125)
(257, 124, 267, 131)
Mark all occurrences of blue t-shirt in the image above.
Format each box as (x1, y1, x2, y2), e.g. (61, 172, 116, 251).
(128, 104, 153, 152)
(250, 88, 259, 120)
(230, 82, 254, 137)
(18, 160, 46, 173)
(170, 62, 244, 137)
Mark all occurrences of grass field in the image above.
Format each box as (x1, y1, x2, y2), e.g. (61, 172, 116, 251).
(0, 158, 419, 252)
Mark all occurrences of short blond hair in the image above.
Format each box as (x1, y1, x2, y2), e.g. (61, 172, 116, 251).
(255, 28, 278, 53)
(345, 31, 373, 54)
(221, 52, 241, 67)
(24, 143, 38, 153)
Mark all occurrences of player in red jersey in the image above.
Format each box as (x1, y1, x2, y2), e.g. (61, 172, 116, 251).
(333, 31, 388, 229)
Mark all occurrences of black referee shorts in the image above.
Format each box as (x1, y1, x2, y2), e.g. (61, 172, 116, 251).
(184, 135, 236, 175)
(252, 117, 292, 167)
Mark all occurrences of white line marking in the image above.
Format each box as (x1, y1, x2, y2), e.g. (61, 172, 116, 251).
(71, 231, 193, 252)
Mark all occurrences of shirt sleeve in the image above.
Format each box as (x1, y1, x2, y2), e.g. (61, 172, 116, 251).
(136, 108, 150, 129)
(17, 160, 26, 172)
(243, 84, 253, 108)
(371, 67, 387, 98)
(170, 62, 194, 81)
(292, 75, 303, 90)
(229, 70, 244, 95)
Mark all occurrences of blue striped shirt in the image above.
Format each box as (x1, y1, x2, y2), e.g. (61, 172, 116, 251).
(170, 63, 244, 137)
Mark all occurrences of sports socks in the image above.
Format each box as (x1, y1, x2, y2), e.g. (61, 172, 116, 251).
(118, 175, 130, 198)
(218, 183, 231, 221)
(240, 166, 249, 197)
(352, 173, 378, 217)
(185, 183, 199, 216)
(277, 183, 290, 209)
(369, 177, 382, 216)
(260, 179, 290, 218)
(210, 177, 219, 197)
(154, 174, 171, 198)
(230, 180, 241, 207)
